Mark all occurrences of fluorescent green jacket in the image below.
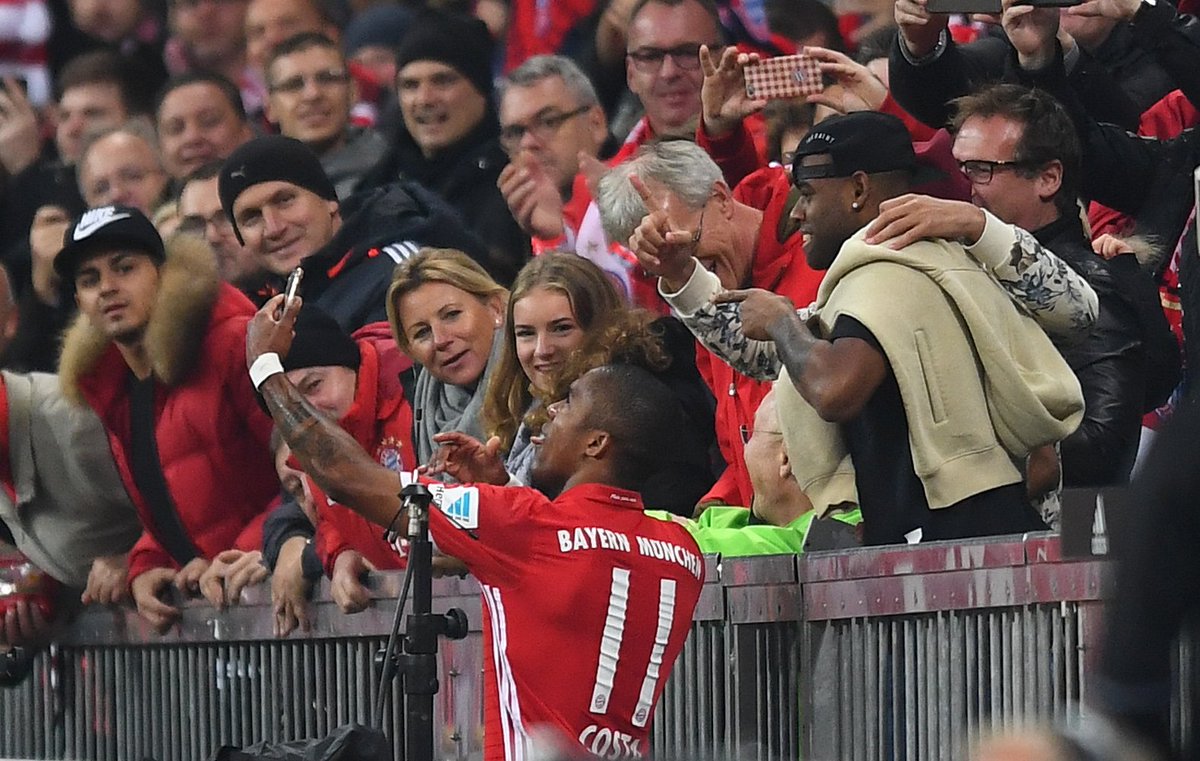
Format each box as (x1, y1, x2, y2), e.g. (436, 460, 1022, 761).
(646, 505, 861, 556)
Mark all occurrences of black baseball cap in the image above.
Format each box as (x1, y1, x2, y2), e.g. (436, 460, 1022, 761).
(56, 205, 166, 281)
(791, 111, 945, 185)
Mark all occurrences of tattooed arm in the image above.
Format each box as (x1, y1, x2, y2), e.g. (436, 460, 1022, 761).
(247, 296, 402, 530)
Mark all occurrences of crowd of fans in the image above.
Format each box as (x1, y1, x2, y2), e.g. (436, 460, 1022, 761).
(0, 0, 1196, 756)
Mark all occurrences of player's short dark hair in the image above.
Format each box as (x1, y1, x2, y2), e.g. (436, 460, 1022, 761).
(156, 71, 248, 122)
(581, 364, 689, 490)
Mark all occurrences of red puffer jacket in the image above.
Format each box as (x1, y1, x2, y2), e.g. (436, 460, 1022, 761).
(58, 237, 278, 582)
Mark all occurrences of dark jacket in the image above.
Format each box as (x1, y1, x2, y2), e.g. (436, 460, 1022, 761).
(1036, 215, 1177, 486)
(358, 116, 529, 285)
(243, 180, 496, 334)
(889, 30, 1142, 131)
(1017, 39, 1200, 381)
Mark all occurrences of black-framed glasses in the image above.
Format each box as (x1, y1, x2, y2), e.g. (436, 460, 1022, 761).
(957, 158, 1037, 185)
(626, 43, 720, 72)
(499, 105, 591, 152)
(269, 69, 350, 95)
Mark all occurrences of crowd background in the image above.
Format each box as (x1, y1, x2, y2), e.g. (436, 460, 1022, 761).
(0, 0, 1197, 757)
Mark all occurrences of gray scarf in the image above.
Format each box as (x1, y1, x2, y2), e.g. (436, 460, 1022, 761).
(412, 329, 504, 464)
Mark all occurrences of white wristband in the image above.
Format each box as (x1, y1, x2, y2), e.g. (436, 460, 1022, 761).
(249, 352, 285, 390)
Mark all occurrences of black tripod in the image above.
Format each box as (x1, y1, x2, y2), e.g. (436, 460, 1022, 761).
(375, 483, 469, 761)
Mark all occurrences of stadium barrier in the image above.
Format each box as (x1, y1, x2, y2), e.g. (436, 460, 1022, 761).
(0, 532, 1193, 760)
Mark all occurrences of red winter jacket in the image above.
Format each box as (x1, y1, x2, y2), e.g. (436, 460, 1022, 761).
(310, 324, 417, 575)
(57, 237, 277, 582)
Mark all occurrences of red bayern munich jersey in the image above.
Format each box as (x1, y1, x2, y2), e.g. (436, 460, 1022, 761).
(428, 481, 705, 761)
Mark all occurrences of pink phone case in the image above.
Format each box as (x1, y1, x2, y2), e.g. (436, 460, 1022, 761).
(744, 54, 824, 100)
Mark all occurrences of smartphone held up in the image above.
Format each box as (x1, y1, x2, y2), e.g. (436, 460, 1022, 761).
(744, 54, 825, 101)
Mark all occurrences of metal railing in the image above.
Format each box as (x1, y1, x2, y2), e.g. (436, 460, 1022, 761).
(0, 532, 1191, 760)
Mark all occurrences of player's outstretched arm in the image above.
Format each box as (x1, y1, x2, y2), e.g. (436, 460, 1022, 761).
(258, 373, 403, 529)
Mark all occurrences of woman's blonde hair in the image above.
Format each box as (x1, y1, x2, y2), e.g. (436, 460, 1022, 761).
(482, 253, 669, 451)
(386, 247, 508, 353)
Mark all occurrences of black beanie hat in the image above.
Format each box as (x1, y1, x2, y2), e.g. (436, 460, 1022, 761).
(283, 304, 361, 373)
(218, 135, 338, 245)
(394, 9, 494, 99)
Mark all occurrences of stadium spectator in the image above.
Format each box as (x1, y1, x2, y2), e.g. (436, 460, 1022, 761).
(1, 49, 153, 260)
(155, 72, 254, 184)
(177, 160, 264, 288)
(218, 134, 494, 330)
(163, 0, 250, 92)
(264, 33, 387, 198)
(274, 307, 415, 625)
(888, 0, 1151, 131)
(496, 55, 614, 255)
(597, 140, 821, 509)
(944, 83, 1177, 486)
(249, 295, 706, 759)
(474, 253, 716, 514)
(55, 205, 277, 630)
(384, 248, 509, 465)
(76, 124, 170, 215)
(62, 0, 170, 92)
(243, 0, 337, 77)
(359, 8, 530, 286)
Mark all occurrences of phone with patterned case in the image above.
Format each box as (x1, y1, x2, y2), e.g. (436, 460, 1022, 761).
(744, 54, 824, 100)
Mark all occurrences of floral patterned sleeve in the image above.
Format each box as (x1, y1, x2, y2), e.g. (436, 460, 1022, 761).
(966, 211, 1099, 340)
(679, 301, 784, 382)
(659, 263, 786, 382)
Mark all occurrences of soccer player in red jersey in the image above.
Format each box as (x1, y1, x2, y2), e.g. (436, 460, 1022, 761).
(247, 294, 705, 760)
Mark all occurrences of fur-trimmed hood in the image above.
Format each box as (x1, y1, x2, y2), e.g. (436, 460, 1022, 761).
(58, 234, 224, 405)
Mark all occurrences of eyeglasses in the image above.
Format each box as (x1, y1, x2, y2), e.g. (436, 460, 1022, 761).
(268, 69, 350, 95)
(626, 43, 719, 72)
(739, 426, 783, 444)
(691, 203, 707, 246)
(499, 105, 591, 152)
(957, 158, 1037, 185)
(171, 0, 244, 10)
(179, 210, 232, 237)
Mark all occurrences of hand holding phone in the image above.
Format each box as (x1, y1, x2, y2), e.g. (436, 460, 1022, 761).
(744, 54, 824, 100)
(283, 267, 303, 313)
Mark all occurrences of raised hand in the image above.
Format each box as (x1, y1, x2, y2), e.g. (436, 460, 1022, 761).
(497, 157, 567, 240)
(1002, 0, 1060, 70)
(894, 0, 950, 58)
(700, 44, 767, 138)
(426, 431, 508, 485)
(247, 293, 301, 367)
(626, 174, 700, 289)
(803, 46, 888, 115)
(1065, 0, 1141, 21)
(0, 77, 42, 177)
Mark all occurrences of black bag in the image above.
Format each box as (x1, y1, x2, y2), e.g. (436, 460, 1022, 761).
(207, 724, 391, 761)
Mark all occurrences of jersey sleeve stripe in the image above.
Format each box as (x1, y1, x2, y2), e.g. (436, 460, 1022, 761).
(632, 578, 677, 728)
(589, 567, 632, 715)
